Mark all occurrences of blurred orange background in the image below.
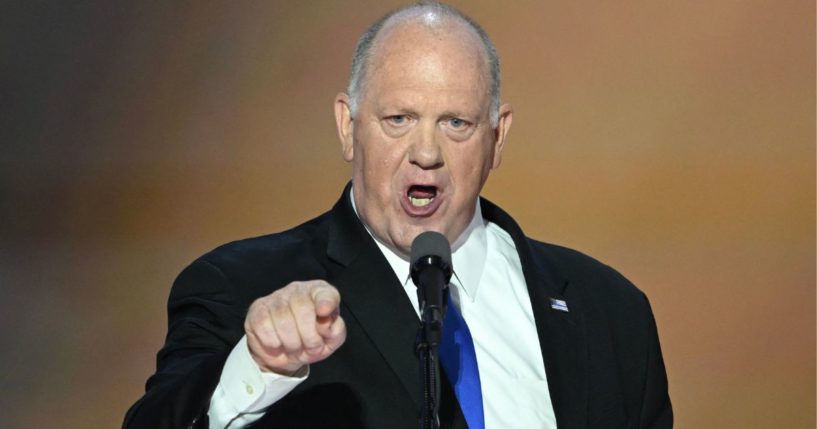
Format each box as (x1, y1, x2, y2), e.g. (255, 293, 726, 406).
(1, 1, 813, 428)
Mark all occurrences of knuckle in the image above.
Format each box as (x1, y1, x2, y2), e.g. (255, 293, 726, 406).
(259, 324, 279, 344)
(289, 281, 309, 294)
(245, 308, 265, 333)
(274, 315, 296, 335)
(270, 298, 290, 316)
(301, 336, 322, 350)
(269, 288, 288, 303)
(292, 299, 316, 316)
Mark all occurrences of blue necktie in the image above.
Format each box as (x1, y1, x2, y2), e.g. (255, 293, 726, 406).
(438, 287, 484, 429)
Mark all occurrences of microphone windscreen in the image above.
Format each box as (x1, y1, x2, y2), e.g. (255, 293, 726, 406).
(410, 231, 452, 267)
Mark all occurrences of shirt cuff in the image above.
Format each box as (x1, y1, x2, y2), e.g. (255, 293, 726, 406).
(208, 335, 308, 427)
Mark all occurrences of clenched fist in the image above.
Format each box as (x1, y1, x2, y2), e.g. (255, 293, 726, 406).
(244, 280, 346, 375)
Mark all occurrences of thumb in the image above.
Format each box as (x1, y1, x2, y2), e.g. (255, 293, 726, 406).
(310, 282, 340, 317)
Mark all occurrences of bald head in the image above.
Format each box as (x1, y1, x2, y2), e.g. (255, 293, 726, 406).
(347, 3, 501, 126)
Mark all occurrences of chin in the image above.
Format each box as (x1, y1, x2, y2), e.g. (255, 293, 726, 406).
(408, 223, 449, 244)
(389, 226, 428, 255)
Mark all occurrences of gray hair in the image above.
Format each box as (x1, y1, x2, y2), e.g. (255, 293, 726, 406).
(347, 2, 501, 127)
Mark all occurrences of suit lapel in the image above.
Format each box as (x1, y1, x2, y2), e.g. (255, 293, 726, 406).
(481, 198, 589, 429)
(325, 184, 422, 408)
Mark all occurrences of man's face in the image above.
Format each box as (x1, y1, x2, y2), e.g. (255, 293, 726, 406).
(335, 22, 512, 256)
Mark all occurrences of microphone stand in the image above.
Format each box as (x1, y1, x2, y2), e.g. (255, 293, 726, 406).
(416, 302, 443, 429)
(413, 262, 449, 429)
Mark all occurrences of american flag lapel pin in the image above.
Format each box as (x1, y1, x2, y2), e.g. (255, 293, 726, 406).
(549, 298, 569, 312)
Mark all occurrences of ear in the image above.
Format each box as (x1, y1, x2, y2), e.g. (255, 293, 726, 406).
(334, 93, 355, 162)
(490, 103, 513, 169)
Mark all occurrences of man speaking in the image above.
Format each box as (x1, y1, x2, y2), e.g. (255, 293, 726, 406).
(124, 3, 672, 428)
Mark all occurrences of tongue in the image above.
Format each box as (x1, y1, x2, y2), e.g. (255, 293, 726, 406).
(408, 185, 436, 199)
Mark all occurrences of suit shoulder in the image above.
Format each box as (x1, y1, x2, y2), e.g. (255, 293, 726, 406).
(192, 211, 331, 276)
(526, 238, 647, 304)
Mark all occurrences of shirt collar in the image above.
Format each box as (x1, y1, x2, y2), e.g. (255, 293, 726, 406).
(350, 186, 487, 302)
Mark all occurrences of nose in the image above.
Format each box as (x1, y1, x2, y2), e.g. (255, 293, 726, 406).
(408, 122, 444, 169)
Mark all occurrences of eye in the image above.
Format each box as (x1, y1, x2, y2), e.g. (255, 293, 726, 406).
(448, 118, 466, 128)
(443, 117, 473, 132)
(441, 116, 476, 141)
(380, 114, 415, 137)
(386, 115, 409, 126)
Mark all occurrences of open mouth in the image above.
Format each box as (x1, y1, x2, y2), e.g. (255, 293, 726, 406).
(407, 185, 437, 207)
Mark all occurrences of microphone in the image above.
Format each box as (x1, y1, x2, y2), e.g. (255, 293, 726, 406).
(411, 231, 453, 428)
(411, 231, 453, 347)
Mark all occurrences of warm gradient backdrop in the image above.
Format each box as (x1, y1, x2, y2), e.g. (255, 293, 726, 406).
(2, 1, 814, 428)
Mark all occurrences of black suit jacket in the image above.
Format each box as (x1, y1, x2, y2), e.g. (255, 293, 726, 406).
(124, 183, 672, 428)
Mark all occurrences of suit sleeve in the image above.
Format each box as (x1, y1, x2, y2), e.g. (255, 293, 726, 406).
(123, 259, 246, 429)
(638, 301, 673, 429)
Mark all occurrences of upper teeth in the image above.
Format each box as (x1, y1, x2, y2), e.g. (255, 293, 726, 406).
(409, 196, 433, 207)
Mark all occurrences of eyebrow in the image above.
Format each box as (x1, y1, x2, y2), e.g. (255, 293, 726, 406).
(438, 110, 479, 121)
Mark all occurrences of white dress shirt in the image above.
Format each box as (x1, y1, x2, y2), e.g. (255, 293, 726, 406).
(370, 199, 557, 428)
(209, 192, 557, 428)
